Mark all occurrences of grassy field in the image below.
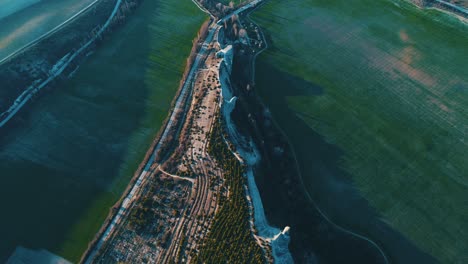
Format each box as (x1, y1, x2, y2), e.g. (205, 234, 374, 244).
(252, 0, 467, 263)
(0, 0, 206, 262)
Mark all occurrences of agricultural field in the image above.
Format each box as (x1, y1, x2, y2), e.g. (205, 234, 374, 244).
(0, 0, 98, 63)
(0, 0, 206, 262)
(252, 0, 467, 263)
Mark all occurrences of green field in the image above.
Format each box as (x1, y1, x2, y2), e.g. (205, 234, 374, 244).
(0, 0, 206, 261)
(252, 0, 467, 263)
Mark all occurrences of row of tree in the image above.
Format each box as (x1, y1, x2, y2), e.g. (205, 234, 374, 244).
(193, 117, 266, 263)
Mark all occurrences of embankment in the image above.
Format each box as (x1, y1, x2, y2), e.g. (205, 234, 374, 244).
(218, 50, 294, 262)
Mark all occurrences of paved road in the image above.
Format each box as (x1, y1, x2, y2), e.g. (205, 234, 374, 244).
(0, 0, 113, 128)
(0, 0, 100, 65)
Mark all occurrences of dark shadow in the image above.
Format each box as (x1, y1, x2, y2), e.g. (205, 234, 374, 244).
(230, 32, 438, 263)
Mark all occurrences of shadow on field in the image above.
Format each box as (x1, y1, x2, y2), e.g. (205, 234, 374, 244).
(249, 54, 437, 263)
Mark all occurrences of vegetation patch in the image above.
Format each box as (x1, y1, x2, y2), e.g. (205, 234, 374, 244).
(194, 117, 265, 263)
